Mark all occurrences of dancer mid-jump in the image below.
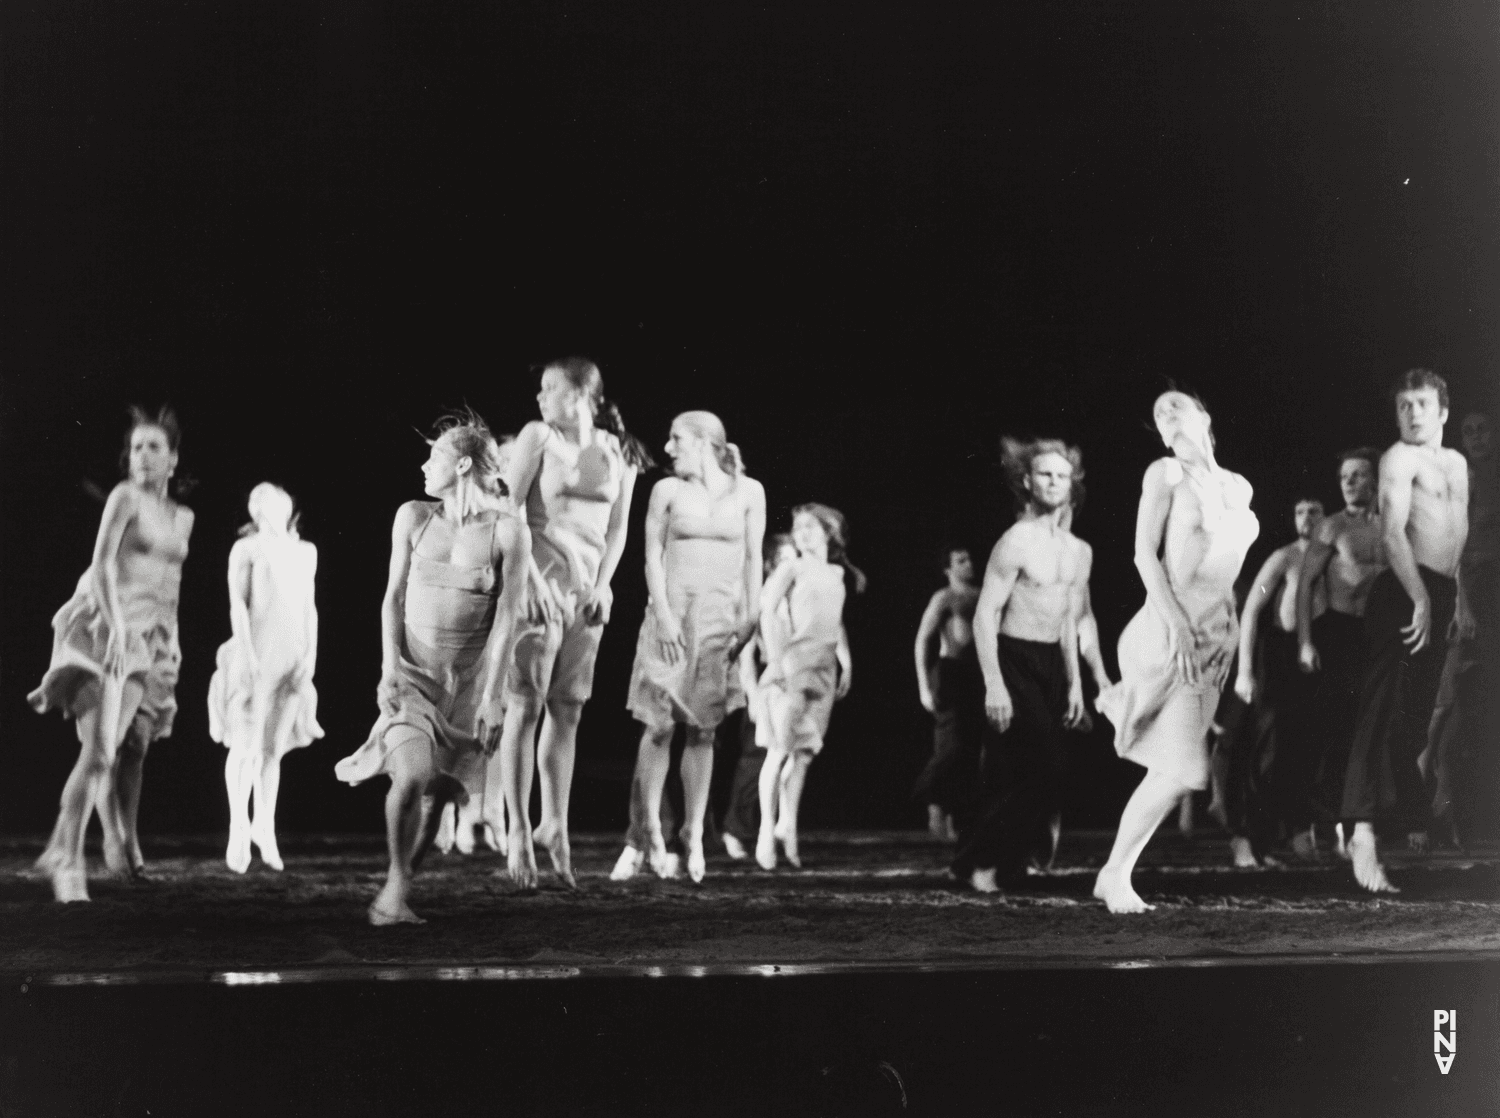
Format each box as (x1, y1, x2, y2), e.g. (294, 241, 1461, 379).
(336, 412, 529, 924)
(954, 439, 1090, 894)
(30, 406, 195, 902)
(1095, 391, 1259, 913)
(500, 357, 652, 888)
(615, 411, 766, 883)
(209, 483, 323, 873)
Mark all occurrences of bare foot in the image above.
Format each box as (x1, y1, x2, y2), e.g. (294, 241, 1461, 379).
(368, 898, 425, 926)
(533, 821, 577, 889)
(49, 864, 90, 904)
(1206, 796, 1228, 831)
(775, 821, 801, 868)
(433, 803, 456, 854)
(970, 867, 1000, 894)
(1334, 822, 1350, 862)
(1289, 827, 1319, 863)
(1406, 831, 1430, 855)
(1348, 827, 1399, 894)
(940, 813, 959, 843)
(1229, 836, 1259, 869)
(1093, 867, 1154, 914)
(610, 846, 644, 881)
(1177, 794, 1194, 837)
(755, 830, 777, 871)
(506, 824, 538, 890)
(686, 839, 706, 884)
(454, 821, 476, 856)
(481, 824, 503, 854)
(722, 834, 748, 861)
(927, 804, 947, 840)
(226, 830, 252, 875)
(251, 826, 284, 872)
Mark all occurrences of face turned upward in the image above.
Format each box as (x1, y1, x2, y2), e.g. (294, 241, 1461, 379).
(536, 366, 587, 427)
(253, 487, 294, 535)
(1395, 387, 1447, 448)
(1462, 413, 1493, 461)
(128, 424, 177, 491)
(1339, 457, 1376, 510)
(1293, 500, 1324, 540)
(947, 549, 975, 585)
(664, 420, 705, 479)
(1025, 452, 1074, 513)
(1153, 392, 1209, 449)
(791, 511, 830, 560)
(421, 433, 471, 498)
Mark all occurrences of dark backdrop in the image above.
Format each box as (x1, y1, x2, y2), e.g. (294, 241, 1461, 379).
(3, 1, 1496, 836)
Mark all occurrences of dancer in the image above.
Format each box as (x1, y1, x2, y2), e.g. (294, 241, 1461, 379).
(1427, 411, 1496, 841)
(1340, 370, 1469, 892)
(29, 406, 195, 902)
(952, 439, 1090, 893)
(335, 412, 529, 924)
(499, 357, 652, 888)
(1230, 497, 1325, 865)
(613, 412, 766, 884)
(755, 504, 863, 869)
(208, 483, 323, 873)
(1095, 391, 1259, 913)
(1295, 448, 1385, 855)
(718, 533, 798, 862)
(912, 545, 981, 843)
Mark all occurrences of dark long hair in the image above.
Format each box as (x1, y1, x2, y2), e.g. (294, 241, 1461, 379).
(544, 356, 655, 471)
(792, 502, 868, 594)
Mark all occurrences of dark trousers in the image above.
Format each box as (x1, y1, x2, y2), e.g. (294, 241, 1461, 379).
(1342, 567, 1457, 829)
(720, 710, 766, 842)
(1431, 558, 1498, 836)
(1305, 610, 1366, 823)
(1259, 627, 1322, 830)
(911, 654, 985, 815)
(950, 636, 1066, 882)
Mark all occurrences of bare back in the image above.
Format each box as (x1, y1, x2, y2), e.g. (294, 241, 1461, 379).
(238, 535, 316, 669)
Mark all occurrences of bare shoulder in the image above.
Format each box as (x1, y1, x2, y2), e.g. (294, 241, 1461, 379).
(1380, 441, 1419, 480)
(104, 481, 141, 516)
(228, 536, 254, 564)
(927, 587, 953, 614)
(1312, 513, 1345, 545)
(1440, 446, 1468, 474)
(738, 474, 766, 505)
(1144, 457, 1182, 491)
(1069, 534, 1094, 568)
(515, 420, 552, 455)
(1222, 470, 1253, 506)
(393, 499, 433, 535)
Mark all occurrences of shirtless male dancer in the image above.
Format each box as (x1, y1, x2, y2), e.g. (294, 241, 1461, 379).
(1233, 497, 1325, 865)
(1340, 369, 1468, 893)
(953, 439, 1088, 893)
(912, 545, 981, 842)
(1296, 448, 1385, 857)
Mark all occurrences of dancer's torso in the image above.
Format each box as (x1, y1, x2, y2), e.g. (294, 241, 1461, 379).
(1160, 459, 1259, 614)
(524, 423, 624, 595)
(1390, 442, 1468, 577)
(1271, 540, 1322, 632)
(998, 520, 1083, 644)
(662, 477, 747, 610)
(1322, 508, 1385, 617)
(403, 503, 500, 678)
(243, 535, 316, 670)
(938, 587, 977, 659)
(786, 562, 845, 653)
(114, 486, 192, 626)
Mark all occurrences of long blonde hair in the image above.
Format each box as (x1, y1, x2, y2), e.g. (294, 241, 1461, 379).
(673, 410, 744, 477)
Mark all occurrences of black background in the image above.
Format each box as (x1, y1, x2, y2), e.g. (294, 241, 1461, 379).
(3, 1, 1496, 837)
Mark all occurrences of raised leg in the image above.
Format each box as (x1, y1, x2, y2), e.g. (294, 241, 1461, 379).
(534, 697, 583, 888)
(680, 727, 716, 883)
(1093, 770, 1188, 914)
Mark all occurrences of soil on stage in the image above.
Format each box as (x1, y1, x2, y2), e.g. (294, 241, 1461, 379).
(3, 831, 1497, 975)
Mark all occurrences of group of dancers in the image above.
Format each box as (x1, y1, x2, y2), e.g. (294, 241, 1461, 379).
(26, 360, 1489, 921)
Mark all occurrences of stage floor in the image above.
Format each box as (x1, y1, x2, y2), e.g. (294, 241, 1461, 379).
(3, 829, 1497, 976)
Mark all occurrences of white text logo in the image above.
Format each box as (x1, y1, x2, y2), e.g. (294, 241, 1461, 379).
(1433, 1011, 1456, 1074)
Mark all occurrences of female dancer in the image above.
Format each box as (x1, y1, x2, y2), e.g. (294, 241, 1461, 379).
(720, 533, 799, 860)
(335, 412, 529, 925)
(29, 406, 194, 902)
(499, 357, 653, 888)
(613, 412, 766, 883)
(208, 483, 323, 873)
(1094, 391, 1259, 913)
(755, 504, 863, 869)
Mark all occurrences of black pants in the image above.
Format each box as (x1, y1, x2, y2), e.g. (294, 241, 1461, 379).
(720, 710, 766, 843)
(951, 637, 1066, 882)
(1257, 627, 1323, 831)
(1342, 567, 1457, 829)
(911, 654, 984, 815)
(1305, 609, 1366, 823)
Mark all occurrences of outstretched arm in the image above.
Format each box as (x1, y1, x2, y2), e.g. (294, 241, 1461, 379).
(913, 591, 948, 713)
(975, 533, 1022, 732)
(1296, 522, 1336, 671)
(1235, 549, 1286, 703)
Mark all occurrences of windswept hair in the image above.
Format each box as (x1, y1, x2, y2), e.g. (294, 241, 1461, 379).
(119, 403, 196, 496)
(238, 482, 301, 538)
(1338, 446, 1381, 477)
(792, 502, 867, 594)
(1391, 368, 1448, 409)
(541, 356, 656, 471)
(764, 531, 795, 577)
(673, 410, 744, 477)
(999, 436, 1086, 515)
(425, 407, 509, 515)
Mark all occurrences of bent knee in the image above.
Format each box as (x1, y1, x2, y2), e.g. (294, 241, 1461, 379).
(545, 698, 585, 727)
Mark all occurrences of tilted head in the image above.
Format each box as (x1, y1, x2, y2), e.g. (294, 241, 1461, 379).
(1391, 368, 1449, 447)
(420, 408, 508, 507)
(1337, 448, 1380, 510)
(534, 356, 654, 470)
(1293, 498, 1325, 540)
(1461, 411, 1493, 461)
(667, 410, 742, 480)
(790, 502, 867, 593)
(1152, 390, 1213, 455)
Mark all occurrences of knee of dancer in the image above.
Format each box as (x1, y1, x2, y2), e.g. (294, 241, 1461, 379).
(545, 696, 585, 728)
(684, 726, 716, 750)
